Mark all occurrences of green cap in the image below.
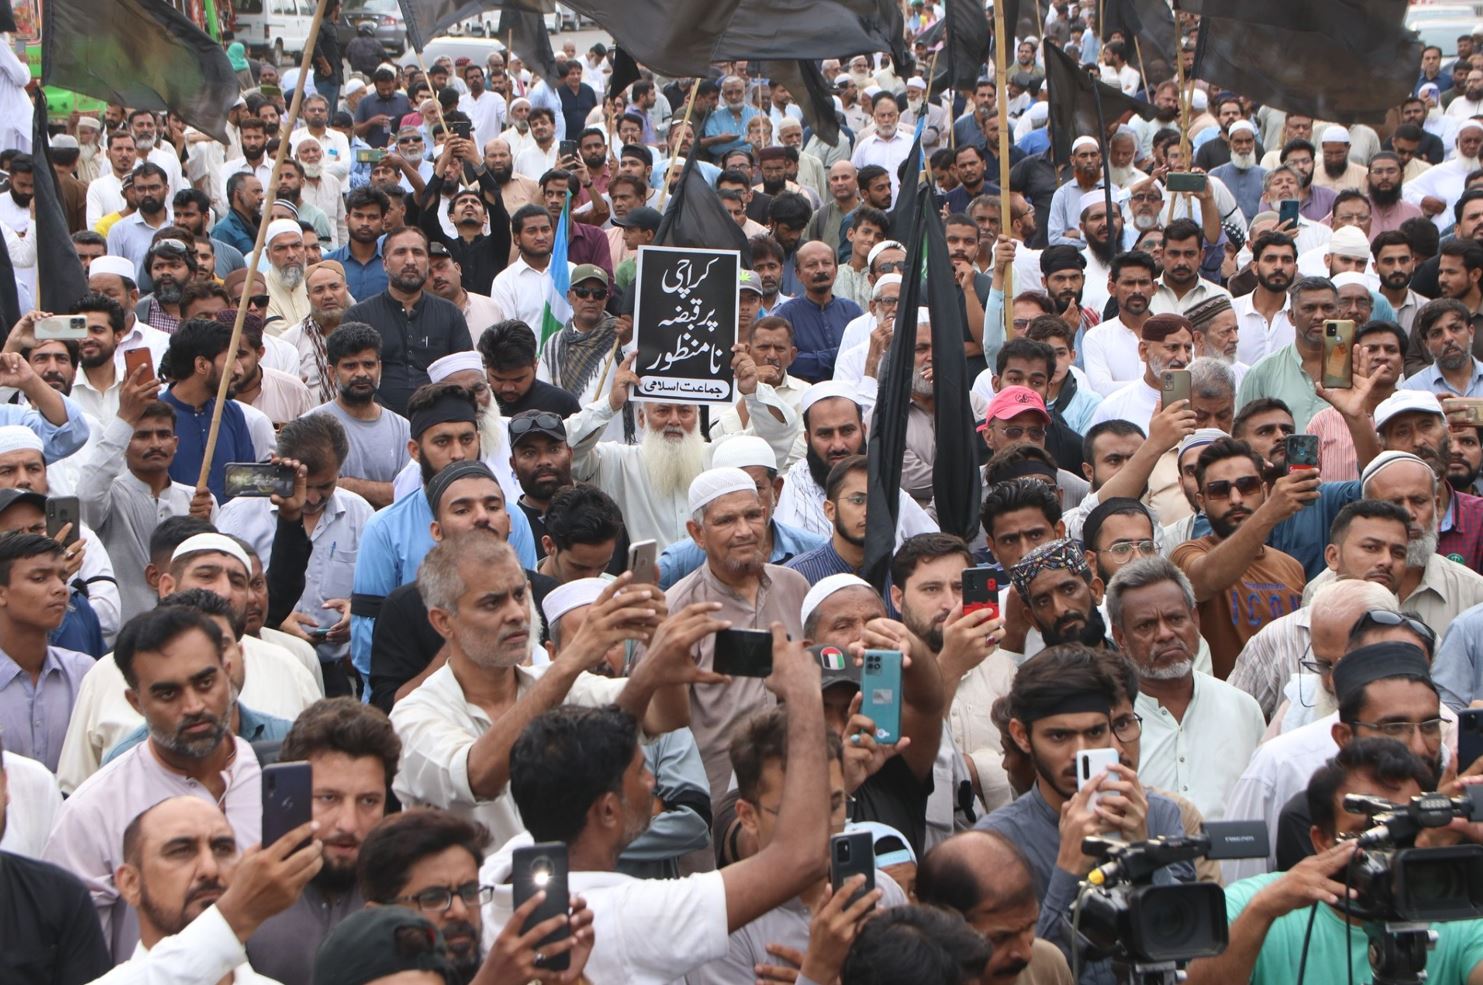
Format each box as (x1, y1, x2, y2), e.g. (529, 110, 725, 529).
(571, 263, 609, 286)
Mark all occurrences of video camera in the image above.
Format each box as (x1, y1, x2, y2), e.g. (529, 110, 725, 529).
(1341, 788, 1483, 924)
(1070, 822, 1269, 984)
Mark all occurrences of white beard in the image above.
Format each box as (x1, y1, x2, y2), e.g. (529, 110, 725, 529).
(1141, 656, 1193, 681)
(276, 263, 305, 289)
(1230, 151, 1257, 170)
(640, 426, 706, 498)
(1460, 155, 1482, 171)
(477, 403, 505, 461)
(1110, 164, 1134, 187)
(1407, 521, 1439, 568)
(1311, 683, 1338, 719)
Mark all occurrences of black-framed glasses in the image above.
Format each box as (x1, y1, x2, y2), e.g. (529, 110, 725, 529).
(1111, 712, 1143, 742)
(1355, 609, 1437, 652)
(246, 294, 270, 309)
(1351, 718, 1445, 741)
(572, 286, 608, 300)
(509, 411, 565, 437)
(1102, 539, 1157, 561)
(1203, 475, 1263, 500)
(394, 881, 493, 912)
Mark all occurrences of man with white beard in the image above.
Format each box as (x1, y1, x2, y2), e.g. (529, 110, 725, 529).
(263, 219, 311, 328)
(1404, 120, 1483, 229)
(1210, 121, 1267, 222)
(390, 351, 521, 509)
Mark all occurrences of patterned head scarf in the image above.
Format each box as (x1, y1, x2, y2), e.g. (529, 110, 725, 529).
(1009, 537, 1092, 606)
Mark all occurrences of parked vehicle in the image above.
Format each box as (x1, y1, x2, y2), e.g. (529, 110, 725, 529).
(342, 0, 407, 55)
(232, 0, 318, 62)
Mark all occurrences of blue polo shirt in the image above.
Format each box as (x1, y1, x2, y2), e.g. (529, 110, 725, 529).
(161, 388, 257, 503)
(775, 294, 864, 383)
(325, 239, 387, 302)
(702, 103, 761, 159)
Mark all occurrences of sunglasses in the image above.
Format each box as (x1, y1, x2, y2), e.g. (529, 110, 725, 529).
(247, 294, 270, 308)
(509, 412, 565, 438)
(1203, 474, 1263, 500)
(572, 286, 608, 300)
(153, 238, 190, 256)
(1355, 608, 1437, 649)
(875, 260, 906, 274)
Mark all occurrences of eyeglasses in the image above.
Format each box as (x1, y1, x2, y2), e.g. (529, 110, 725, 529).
(1202, 475, 1263, 500)
(394, 881, 494, 912)
(839, 492, 868, 507)
(246, 294, 270, 309)
(572, 286, 609, 300)
(509, 411, 565, 438)
(1111, 712, 1143, 742)
(1351, 718, 1445, 741)
(876, 260, 906, 273)
(1102, 539, 1157, 561)
(995, 425, 1046, 441)
(1355, 608, 1437, 651)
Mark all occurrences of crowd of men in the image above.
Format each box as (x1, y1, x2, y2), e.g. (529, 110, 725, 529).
(13, 0, 1483, 983)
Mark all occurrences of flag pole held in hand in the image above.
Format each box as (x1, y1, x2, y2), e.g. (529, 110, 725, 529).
(992, 0, 1015, 339)
(197, 0, 333, 492)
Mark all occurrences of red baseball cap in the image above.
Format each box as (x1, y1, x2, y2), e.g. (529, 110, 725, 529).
(980, 385, 1050, 432)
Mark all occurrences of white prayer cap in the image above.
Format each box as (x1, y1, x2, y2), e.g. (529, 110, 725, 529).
(835, 73, 853, 87)
(171, 533, 252, 574)
(1320, 125, 1351, 145)
(801, 573, 874, 626)
(800, 380, 860, 415)
(906, 76, 927, 91)
(688, 467, 759, 515)
(711, 435, 777, 472)
(1177, 427, 1226, 463)
(0, 426, 43, 456)
(872, 273, 903, 299)
(863, 84, 882, 99)
(265, 218, 302, 244)
(1079, 189, 1111, 215)
(1071, 135, 1099, 153)
(1360, 449, 1432, 488)
(867, 239, 906, 267)
(1326, 225, 1371, 259)
(510, 96, 531, 110)
(428, 351, 485, 382)
(1459, 119, 1483, 137)
(1227, 120, 1256, 138)
(344, 78, 367, 96)
(50, 134, 78, 150)
(89, 256, 136, 281)
(1331, 270, 1379, 292)
(1190, 89, 1208, 111)
(77, 116, 102, 130)
(541, 577, 607, 631)
(1027, 101, 1049, 125)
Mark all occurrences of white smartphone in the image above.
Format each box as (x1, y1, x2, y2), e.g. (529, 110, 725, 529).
(1076, 747, 1121, 808)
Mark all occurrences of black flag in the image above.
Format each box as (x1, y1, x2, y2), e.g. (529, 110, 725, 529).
(42, 0, 239, 142)
(0, 232, 19, 340)
(1191, 8, 1420, 123)
(761, 60, 840, 147)
(927, 0, 991, 96)
(1176, 0, 1411, 57)
(30, 93, 88, 315)
(498, 8, 561, 89)
(655, 154, 752, 259)
(1043, 41, 1155, 165)
(1101, 0, 1177, 85)
(607, 47, 641, 101)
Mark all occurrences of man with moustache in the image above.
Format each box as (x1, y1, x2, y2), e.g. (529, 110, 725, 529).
(711, 312, 810, 451)
(1210, 121, 1267, 222)
(1037, 245, 1098, 352)
(1048, 137, 1107, 247)
(1151, 219, 1231, 316)
(245, 699, 400, 982)
(218, 117, 272, 216)
(540, 265, 619, 408)
(1076, 193, 1123, 315)
(775, 241, 863, 383)
(1009, 539, 1114, 651)
(426, 244, 502, 347)
(1372, 389, 1483, 570)
(1105, 557, 1263, 820)
(1171, 437, 1310, 678)
(211, 172, 264, 259)
(506, 411, 575, 556)
(262, 219, 311, 327)
(1239, 277, 1343, 430)
(1089, 314, 1194, 434)
(139, 239, 198, 334)
(1404, 121, 1483, 226)
(1365, 152, 1422, 236)
(325, 187, 391, 301)
(309, 323, 410, 510)
(419, 137, 512, 297)
(105, 165, 173, 271)
(1403, 297, 1483, 399)
(1083, 251, 1157, 396)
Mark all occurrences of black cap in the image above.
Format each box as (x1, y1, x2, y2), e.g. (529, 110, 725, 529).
(812, 644, 861, 691)
(508, 409, 568, 448)
(0, 489, 46, 516)
(1040, 244, 1087, 276)
(425, 460, 498, 514)
(1332, 642, 1434, 707)
(313, 907, 454, 985)
(614, 206, 662, 232)
(428, 241, 452, 258)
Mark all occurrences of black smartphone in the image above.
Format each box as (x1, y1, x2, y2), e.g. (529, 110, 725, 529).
(1461, 709, 1483, 774)
(713, 627, 773, 677)
(1161, 368, 1192, 407)
(627, 539, 658, 585)
(261, 761, 313, 847)
(830, 831, 876, 908)
(1285, 434, 1319, 473)
(449, 119, 472, 140)
(962, 566, 999, 619)
(558, 138, 579, 159)
(224, 462, 296, 498)
(1278, 199, 1301, 228)
(45, 496, 80, 547)
(512, 842, 571, 972)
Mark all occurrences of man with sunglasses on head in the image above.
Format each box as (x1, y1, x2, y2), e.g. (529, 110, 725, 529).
(539, 265, 619, 409)
(139, 239, 198, 334)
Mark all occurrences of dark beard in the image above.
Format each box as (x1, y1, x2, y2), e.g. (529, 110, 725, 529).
(1087, 233, 1118, 265)
(1324, 160, 1349, 179)
(1451, 466, 1482, 492)
(1370, 183, 1401, 206)
(833, 509, 865, 547)
(9, 191, 32, 208)
(806, 442, 836, 489)
(390, 270, 427, 293)
(1041, 602, 1108, 647)
(312, 854, 360, 893)
(491, 165, 514, 183)
(156, 280, 184, 305)
(1209, 506, 1253, 540)
(138, 196, 165, 215)
(762, 177, 786, 195)
(1256, 270, 1292, 295)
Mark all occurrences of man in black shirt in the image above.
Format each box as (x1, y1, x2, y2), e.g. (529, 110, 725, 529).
(368, 462, 555, 712)
(477, 319, 581, 417)
(536, 482, 628, 581)
(0, 734, 110, 985)
(343, 226, 472, 415)
(417, 132, 511, 295)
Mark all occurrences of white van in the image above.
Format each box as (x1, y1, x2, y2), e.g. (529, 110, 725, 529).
(232, 0, 318, 64)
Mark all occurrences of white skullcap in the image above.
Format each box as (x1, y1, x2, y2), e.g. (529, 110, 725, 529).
(711, 435, 777, 472)
(688, 467, 759, 515)
(0, 426, 43, 457)
(77, 116, 102, 130)
(1028, 101, 1049, 124)
(1360, 449, 1432, 487)
(510, 96, 531, 109)
(171, 533, 252, 574)
(541, 577, 607, 631)
(835, 73, 853, 86)
(1071, 135, 1099, 153)
(1327, 225, 1371, 259)
(801, 573, 874, 626)
(89, 255, 136, 281)
(1079, 189, 1111, 215)
(1190, 89, 1208, 111)
(428, 351, 485, 382)
(1227, 120, 1256, 137)
(863, 84, 882, 99)
(1459, 120, 1483, 137)
(1331, 271, 1376, 292)
(1320, 125, 1351, 145)
(265, 218, 302, 244)
(867, 239, 906, 266)
(906, 76, 927, 90)
(872, 273, 903, 299)
(344, 78, 367, 95)
(800, 380, 860, 414)
(1177, 427, 1227, 462)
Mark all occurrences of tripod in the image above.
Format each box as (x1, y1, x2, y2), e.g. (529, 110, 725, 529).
(1111, 958, 1186, 985)
(1364, 922, 1438, 985)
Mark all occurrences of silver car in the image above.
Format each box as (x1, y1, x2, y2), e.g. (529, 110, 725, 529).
(342, 0, 407, 55)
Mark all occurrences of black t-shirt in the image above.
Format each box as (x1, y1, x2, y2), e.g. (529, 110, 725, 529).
(0, 851, 111, 985)
(497, 378, 583, 418)
(1275, 789, 1316, 871)
(852, 754, 935, 859)
(368, 568, 558, 713)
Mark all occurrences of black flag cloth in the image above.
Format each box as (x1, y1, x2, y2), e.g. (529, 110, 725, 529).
(1043, 41, 1155, 165)
(1190, 4, 1420, 123)
(607, 47, 641, 101)
(864, 139, 980, 588)
(0, 2, 15, 34)
(1101, 0, 1177, 85)
(30, 93, 88, 315)
(655, 154, 751, 258)
(497, 8, 561, 89)
(927, 0, 991, 97)
(761, 61, 841, 147)
(42, 0, 239, 141)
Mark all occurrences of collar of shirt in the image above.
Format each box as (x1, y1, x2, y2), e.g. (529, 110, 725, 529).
(1427, 357, 1483, 393)
(238, 703, 285, 741)
(1416, 552, 1461, 605)
(0, 645, 65, 690)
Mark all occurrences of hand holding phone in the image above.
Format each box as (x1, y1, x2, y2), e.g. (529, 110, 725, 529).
(45, 496, 80, 547)
(829, 832, 876, 909)
(1076, 748, 1120, 809)
(962, 567, 999, 620)
(1284, 434, 1319, 472)
(512, 843, 571, 972)
(627, 539, 658, 585)
(123, 347, 156, 385)
(262, 762, 313, 847)
(860, 649, 903, 744)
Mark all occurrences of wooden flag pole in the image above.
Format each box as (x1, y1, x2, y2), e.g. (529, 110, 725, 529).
(1132, 36, 1150, 96)
(1172, 11, 1194, 217)
(196, 0, 330, 491)
(657, 80, 701, 209)
(992, 0, 1014, 339)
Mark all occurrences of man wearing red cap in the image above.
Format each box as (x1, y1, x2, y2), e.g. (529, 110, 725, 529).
(979, 385, 1091, 507)
(1088, 314, 1195, 434)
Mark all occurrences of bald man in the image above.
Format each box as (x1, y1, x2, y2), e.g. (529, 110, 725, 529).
(775, 240, 864, 382)
(916, 829, 1075, 985)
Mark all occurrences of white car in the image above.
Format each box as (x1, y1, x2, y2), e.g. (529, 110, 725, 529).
(397, 35, 509, 71)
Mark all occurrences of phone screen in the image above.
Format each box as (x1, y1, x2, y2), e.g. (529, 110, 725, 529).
(713, 628, 773, 677)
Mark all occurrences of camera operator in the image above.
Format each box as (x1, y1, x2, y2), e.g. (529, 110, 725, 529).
(1185, 735, 1483, 985)
(975, 643, 1195, 983)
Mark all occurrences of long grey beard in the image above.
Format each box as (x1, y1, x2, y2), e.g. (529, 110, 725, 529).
(640, 426, 706, 498)
(477, 404, 505, 461)
(1407, 522, 1439, 568)
(277, 263, 305, 290)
